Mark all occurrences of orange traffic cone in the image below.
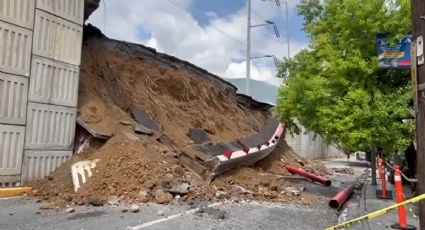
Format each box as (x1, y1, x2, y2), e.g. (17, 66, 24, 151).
(376, 158, 392, 199)
(391, 164, 416, 230)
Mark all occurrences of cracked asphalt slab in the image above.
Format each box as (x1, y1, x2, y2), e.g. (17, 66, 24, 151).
(0, 197, 339, 230)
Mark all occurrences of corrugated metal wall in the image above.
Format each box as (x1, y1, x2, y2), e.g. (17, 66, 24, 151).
(0, 0, 84, 184)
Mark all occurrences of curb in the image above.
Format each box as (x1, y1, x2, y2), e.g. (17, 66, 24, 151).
(0, 187, 32, 197)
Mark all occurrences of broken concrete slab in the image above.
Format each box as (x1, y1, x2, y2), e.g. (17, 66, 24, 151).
(132, 108, 161, 132)
(134, 123, 154, 135)
(188, 128, 210, 144)
(76, 118, 112, 140)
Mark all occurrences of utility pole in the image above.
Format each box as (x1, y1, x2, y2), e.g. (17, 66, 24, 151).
(246, 0, 252, 96)
(411, 0, 425, 228)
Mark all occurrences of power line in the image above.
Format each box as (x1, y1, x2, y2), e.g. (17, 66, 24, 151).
(166, 0, 246, 46)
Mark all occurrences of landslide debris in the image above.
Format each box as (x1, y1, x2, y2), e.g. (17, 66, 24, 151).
(32, 25, 328, 207)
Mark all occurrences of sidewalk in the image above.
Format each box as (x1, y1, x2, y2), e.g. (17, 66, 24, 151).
(348, 171, 419, 230)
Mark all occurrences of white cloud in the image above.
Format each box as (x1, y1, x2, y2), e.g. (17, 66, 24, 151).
(90, 0, 307, 87)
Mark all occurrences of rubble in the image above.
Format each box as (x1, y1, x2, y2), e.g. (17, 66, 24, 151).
(108, 196, 120, 206)
(65, 208, 75, 213)
(31, 25, 329, 208)
(155, 190, 173, 204)
(130, 204, 140, 213)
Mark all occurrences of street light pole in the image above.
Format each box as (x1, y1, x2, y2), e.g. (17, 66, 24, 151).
(246, 0, 252, 96)
(284, 1, 290, 58)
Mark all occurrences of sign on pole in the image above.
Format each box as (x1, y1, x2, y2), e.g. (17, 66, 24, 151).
(377, 33, 412, 69)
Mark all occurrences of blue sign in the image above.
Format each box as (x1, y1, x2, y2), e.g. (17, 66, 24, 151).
(376, 33, 412, 69)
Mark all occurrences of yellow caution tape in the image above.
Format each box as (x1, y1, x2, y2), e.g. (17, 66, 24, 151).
(0, 187, 32, 197)
(325, 193, 425, 230)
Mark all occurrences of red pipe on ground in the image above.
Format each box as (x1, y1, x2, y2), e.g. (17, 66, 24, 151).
(285, 165, 332, 186)
(329, 184, 355, 210)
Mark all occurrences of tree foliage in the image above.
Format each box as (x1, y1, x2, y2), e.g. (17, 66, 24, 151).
(276, 0, 414, 153)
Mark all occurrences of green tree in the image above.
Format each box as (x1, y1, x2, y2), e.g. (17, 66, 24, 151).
(276, 0, 414, 153)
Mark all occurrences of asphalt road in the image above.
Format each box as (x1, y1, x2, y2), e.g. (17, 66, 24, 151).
(0, 158, 368, 230)
(0, 197, 338, 230)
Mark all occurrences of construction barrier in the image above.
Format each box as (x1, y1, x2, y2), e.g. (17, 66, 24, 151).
(390, 164, 416, 230)
(324, 193, 425, 230)
(376, 158, 392, 199)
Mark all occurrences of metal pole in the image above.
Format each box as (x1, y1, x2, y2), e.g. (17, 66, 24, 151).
(284, 1, 290, 58)
(246, 0, 251, 96)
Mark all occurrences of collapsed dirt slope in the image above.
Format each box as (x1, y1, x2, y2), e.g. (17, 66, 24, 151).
(33, 25, 327, 207)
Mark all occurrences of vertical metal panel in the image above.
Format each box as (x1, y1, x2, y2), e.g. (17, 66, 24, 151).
(0, 124, 24, 175)
(29, 56, 79, 107)
(0, 0, 35, 29)
(33, 10, 82, 65)
(25, 102, 76, 150)
(0, 72, 28, 125)
(0, 20, 32, 76)
(21, 150, 71, 182)
(36, 0, 84, 25)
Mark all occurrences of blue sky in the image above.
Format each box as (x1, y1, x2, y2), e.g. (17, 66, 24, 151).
(91, 0, 309, 86)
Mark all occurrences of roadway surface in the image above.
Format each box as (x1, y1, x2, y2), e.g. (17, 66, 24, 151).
(0, 158, 367, 230)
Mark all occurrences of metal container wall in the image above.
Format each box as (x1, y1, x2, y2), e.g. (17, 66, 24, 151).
(0, 124, 25, 175)
(21, 150, 72, 182)
(0, 72, 28, 125)
(29, 56, 79, 107)
(0, 0, 35, 29)
(32, 10, 83, 65)
(25, 102, 76, 150)
(36, 0, 84, 25)
(0, 20, 32, 76)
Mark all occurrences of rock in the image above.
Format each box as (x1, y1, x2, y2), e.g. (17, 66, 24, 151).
(198, 206, 226, 220)
(172, 166, 185, 177)
(121, 208, 128, 213)
(143, 180, 155, 189)
(283, 187, 304, 196)
(65, 208, 75, 213)
(39, 202, 54, 209)
(215, 191, 229, 199)
(138, 190, 149, 203)
(108, 196, 120, 206)
(130, 204, 140, 213)
(88, 197, 105, 206)
(157, 210, 165, 216)
(231, 185, 249, 195)
(169, 181, 190, 195)
(35, 211, 41, 215)
(155, 190, 173, 204)
(120, 118, 134, 126)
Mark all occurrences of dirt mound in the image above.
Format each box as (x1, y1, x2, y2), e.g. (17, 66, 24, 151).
(32, 25, 327, 207)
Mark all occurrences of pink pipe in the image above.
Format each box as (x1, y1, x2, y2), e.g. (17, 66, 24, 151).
(285, 165, 332, 186)
(329, 184, 355, 210)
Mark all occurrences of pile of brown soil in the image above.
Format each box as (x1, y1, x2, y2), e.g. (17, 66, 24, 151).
(32, 25, 328, 207)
